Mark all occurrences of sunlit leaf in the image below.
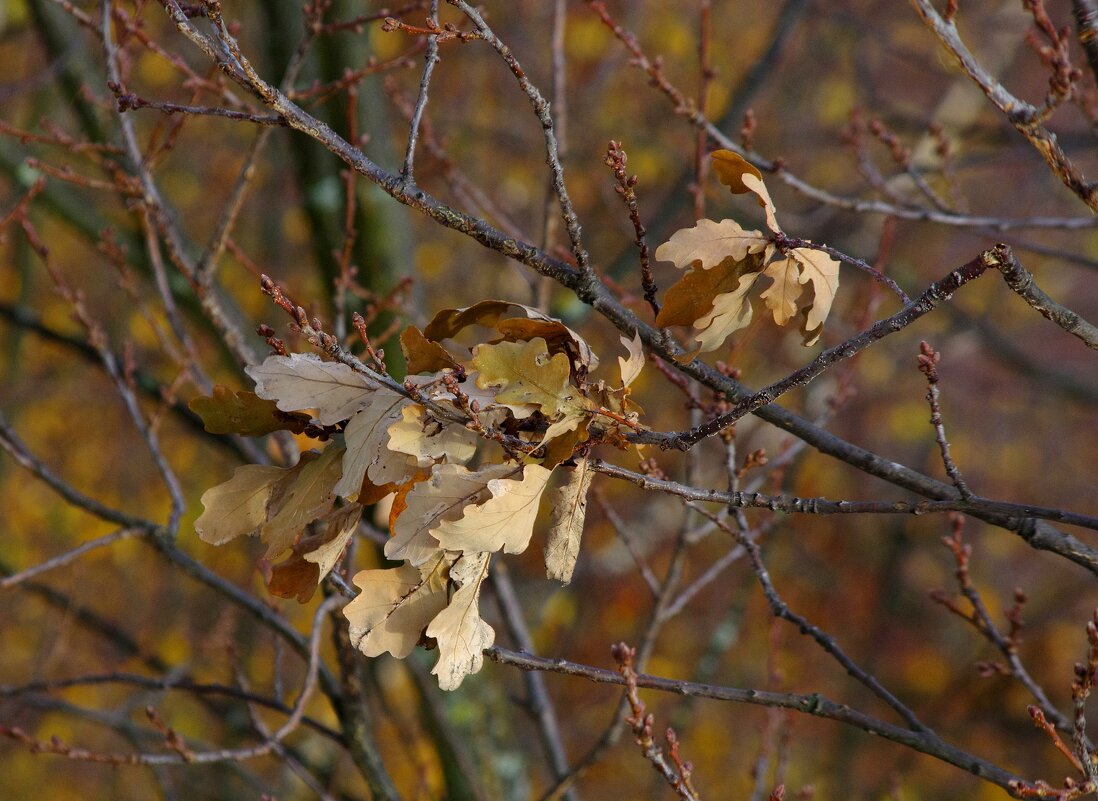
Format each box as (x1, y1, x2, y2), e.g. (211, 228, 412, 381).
(345, 554, 451, 659)
(386, 462, 517, 565)
(386, 404, 478, 466)
(472, 337, 595, 420)
(654, 218, 768, 271)
(425, 551, 494, 690)
(432, 463, 553, 555)
(246, 353, 376, 425)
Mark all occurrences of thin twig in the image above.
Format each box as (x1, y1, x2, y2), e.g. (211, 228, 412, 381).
(485, 646, 1027, 796)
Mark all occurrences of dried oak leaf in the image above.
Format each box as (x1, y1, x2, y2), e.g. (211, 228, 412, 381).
(401, 325, 461, 375)
(711, 149, 781, 233)
(196, 447, 348, 597)
(759, 254, 803, 325)
(544, 455, 594, 584)
(260, 445, 345, 557)
(617, 332, 645, 389)
(385, 462, 517, 566)
(791, 247, 840, 346)
(246, 353, 376, 425)
(693, 272, 765, 355)
(424, 299, 598, 372)
(269, 503, 362, 602)
(386, 404, 478, 467)
(345, 553, 451, 659)
(425, 551, 494, 690)
(471, 337, 596, 426)
(656, 254, 764, 329)
(189, 386, 310, 436)
(195, 463, 293, 546)
(333, 387, 419, 500)
(432, 463, 553, 555)
(654, 218, 768, 270)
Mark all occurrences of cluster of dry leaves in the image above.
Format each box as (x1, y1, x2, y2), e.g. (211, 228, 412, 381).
(656, 151, 840, 356)
(193, 302, 644, 689)
(192, 157, 840, 690)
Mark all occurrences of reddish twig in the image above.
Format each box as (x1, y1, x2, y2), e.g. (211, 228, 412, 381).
(612, 642, 703, 801)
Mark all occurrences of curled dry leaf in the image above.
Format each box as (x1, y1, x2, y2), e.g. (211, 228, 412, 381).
(269, 503, 363, 602)
(618, 332, 645, 389)
(424, 299, 598, 371)
(792, 247, 840, 345)
(196, 447, 348, 599)
(262, 445, 344, 557)
(760, 255, 803, 325)
(711, 150, 782, 233)
(400, 325, 461, 375)
(693, 272, 764, 355)
(544, 455, 594, 584)
(710, 148, 763, 191)
(656, 254, 764, 329)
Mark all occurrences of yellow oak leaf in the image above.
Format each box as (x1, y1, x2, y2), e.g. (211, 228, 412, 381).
(386, 404, 478, 467)
(432, 463, 553, 555)
(425, 551, 494, 690)
(345, 553, 451, 659)
(472, 337, 595, 420)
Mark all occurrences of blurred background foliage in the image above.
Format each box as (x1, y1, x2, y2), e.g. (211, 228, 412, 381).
(1, 0, 1097, 799)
